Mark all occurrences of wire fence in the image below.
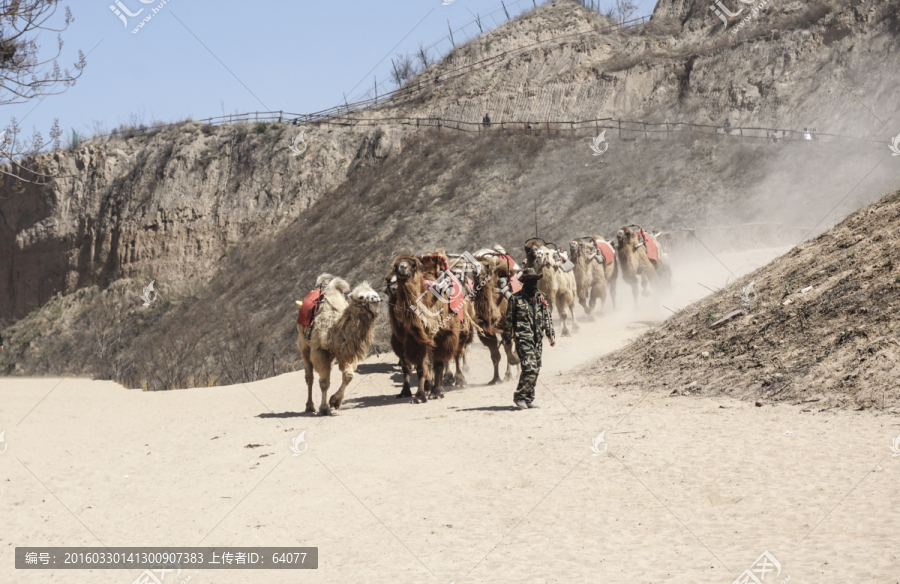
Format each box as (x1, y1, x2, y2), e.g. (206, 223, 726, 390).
(89, 111, 885, 149)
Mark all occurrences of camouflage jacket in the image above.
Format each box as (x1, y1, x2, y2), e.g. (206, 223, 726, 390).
(502, 290, 555, 345)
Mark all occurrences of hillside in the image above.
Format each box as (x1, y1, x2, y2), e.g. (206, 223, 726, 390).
(593, 188, 900, 410)
(374, 0, 900, 136)
(1, 0, 899, 393)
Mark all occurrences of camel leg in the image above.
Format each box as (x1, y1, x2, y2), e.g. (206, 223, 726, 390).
(419, 364, 434, 396)
(503, 341, 519, 381)
(558, 302, 570, 337)
(395, 358, 413, 399)
(461, 350, 470, 373)
(454, 353, 468, 387)
(640, 273, 651, 297)
(569, 302, 579, 332)
(485, 336, 502, 385)
(609, 276, 617, 310)
(329, 360, 355, 410)
(413, 361, 429, 404)
(300, 350, 316, 414)
(430, 360, 446, 399)
(593, 282, 606, 316)
(318, 373, 332, 416)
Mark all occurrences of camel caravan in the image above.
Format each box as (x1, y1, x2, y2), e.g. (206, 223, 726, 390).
(296, 225, 670, 414)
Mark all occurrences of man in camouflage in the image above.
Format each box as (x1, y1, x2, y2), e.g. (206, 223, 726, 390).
(502, 268, 555, 409)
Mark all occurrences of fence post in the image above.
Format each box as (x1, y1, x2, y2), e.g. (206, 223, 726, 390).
(666, 122, 670, 139)
(546, 121, 550, 136)
(501, 0, 510, 19)
(279, 111, 283, 123)
(618, 120, 622, 139)
(740, 127, 743, 137)
(643, 122, 648, 140)
(448, 19, 455, 46)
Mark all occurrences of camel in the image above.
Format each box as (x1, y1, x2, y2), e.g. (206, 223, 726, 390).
(388, 254, 461, 403)
(385, 272, 414, 396)
(418, 250, 481, 388)
(568, 237, 617, 319)
(614, 225, 671, 306)
(525, 239, 579, 336)
(297, 275, 382, 415)
(472, 247, 521, 384)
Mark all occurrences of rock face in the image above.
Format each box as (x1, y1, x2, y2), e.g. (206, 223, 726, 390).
(373, 0, 900, 136)
(0, 123, 403, 319)
(1, 0, 898, 386)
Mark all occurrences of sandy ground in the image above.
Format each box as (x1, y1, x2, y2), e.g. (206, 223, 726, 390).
(2, 247, 899, 584)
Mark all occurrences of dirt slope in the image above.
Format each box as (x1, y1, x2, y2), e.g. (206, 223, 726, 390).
(591, 188, 900, 410)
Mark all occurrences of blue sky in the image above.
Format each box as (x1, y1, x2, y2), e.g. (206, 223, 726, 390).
(3, 0, 651, 142)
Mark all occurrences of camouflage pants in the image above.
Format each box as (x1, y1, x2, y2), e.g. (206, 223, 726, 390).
(513, 337, 542, 404)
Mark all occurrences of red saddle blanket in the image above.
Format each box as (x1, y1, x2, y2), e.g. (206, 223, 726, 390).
(591, 238, 616, 264)
(633, 226, 659, 262)
(496, 253, 519, 272)
(297, 289, 324, 326)
(424, 274, 466, 322)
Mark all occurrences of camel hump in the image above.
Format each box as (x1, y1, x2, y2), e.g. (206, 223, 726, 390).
(316, 273, 335, 286)
(326, 277, 351, 295)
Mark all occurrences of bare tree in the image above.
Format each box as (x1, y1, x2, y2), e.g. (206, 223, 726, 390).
(609, 0, 638, 24)
(390, 53, 419, 87)
(0, 2, 86, 183)
(416, 43, 433, 70)
(0, 1, 86, 106)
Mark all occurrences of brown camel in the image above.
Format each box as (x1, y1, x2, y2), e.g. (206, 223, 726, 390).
(526, 240, 578, 336)
(385, 272, 414, 396)
(297, 275, 382, 415)
(568, 236, 618, 319)
(615, 225, 670, 306)
(472, 247, 521, 384)
(418, 250, 482, 388)
(389, 254, 460, 403)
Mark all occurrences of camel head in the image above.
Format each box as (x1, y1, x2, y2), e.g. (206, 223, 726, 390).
(347, 282, 382, 316)
(392, 255, 422, 281)
(616, 226, 636, 249)
(532, 246, 555, 270)
(384, 273, 398, 298)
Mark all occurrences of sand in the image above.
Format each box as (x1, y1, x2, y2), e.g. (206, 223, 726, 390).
(2, 247, 898, 584)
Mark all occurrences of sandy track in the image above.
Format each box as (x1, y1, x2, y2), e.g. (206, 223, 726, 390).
(2, 247, 898, 583)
